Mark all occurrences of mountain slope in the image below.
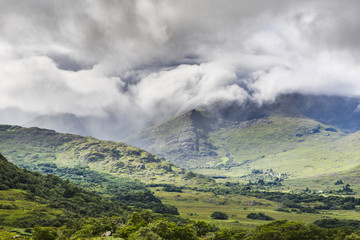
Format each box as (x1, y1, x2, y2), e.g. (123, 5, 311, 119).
(216, 94, 360, 133)
(125, 106, 360, 190)
(283, 130, 360, 192)
(24, 113, 89, 136)
(127, 109, 219, 168)
(127, 109, 344, 168)
(0, 125, 213, 188)
(0, 153, 129, 227)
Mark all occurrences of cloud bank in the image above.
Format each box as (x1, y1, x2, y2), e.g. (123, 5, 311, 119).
(1, 0, 360, 138)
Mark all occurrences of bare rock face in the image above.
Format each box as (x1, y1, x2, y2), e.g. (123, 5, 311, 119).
(101, 231, 112, 237)
(127, 109, 218, 168)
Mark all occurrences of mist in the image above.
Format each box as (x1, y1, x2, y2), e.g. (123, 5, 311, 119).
(1, 0, 360, 139)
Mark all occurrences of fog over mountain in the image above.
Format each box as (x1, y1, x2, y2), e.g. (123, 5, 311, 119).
(1, 0, 360, 139)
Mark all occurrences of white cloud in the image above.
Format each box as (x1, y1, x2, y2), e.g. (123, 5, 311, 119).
(1, 0, 360, 138)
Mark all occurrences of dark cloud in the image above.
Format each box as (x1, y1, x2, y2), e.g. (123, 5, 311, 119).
(1, 0, 360, 139)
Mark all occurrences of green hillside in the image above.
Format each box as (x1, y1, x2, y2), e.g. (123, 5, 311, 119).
(2, 140, 360, 239)
(0, 153, 130, 228)
(200, 117, 360, 187)
(0, 124, 213, 215)
(0, 125, 212, 186)
(127, 110, 360, 192)
(0, 153, 214, 239)
(127, 110, 345, 169)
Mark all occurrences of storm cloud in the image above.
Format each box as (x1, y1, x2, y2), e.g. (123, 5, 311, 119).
(1, 0, 360, 138)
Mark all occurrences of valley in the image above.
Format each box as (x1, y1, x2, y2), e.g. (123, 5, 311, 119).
(2, 0, 360, 238)
(2, 96, 360, 238)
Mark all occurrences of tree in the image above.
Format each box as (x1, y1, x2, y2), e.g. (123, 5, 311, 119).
(335, 180, 344, 185)
(211, 211, 228, 220)
(247, 212, 274, 221)
(32, 226, 57, 240)
(192, 220, 216, 237)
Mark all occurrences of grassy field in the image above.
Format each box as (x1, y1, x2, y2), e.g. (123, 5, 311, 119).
(184, 115, 360, 195)
(152, 187, 360, 229)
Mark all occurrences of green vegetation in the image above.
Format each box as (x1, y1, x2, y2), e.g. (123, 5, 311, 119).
(4, 206, 360, 239)
(211, 212, 228, 220)
(36, 164, 178, 214)
(151, 181, 360, 234)
(0, 153, 188, 238)
(0, 125, 212, 187)
(1, 211, 216, 239)
(246, 213, 274, 221)
(127, 110, 360, 196)
(3, 116, 360, 239)
(0, 124, 214, 214)
(0, 153, 131, 227)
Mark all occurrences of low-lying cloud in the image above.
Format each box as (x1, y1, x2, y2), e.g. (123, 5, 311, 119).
(1, 0, 360, 139)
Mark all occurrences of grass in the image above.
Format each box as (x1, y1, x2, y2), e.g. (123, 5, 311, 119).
(152, 187, 360, 229)
(6, 114, 355, 197)
(3, 117, 360, 233)
(127, 112, 360, 192)
(190, 115, 360, 194)
(284, 165, 360, 196)
(0, 125, 213, 188)
(0, 189, 64, 228)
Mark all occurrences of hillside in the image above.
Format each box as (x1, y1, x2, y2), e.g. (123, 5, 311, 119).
(0, 153, 205, 239)
(24, 113, 89, 136)
(0, 153, 129, 228)
(2, 133, 360, 239)
(0, 124, 213, 213)
(127, 110, 343, 167)
(126, 107, 360, 192)
(127, 109, 219, 168)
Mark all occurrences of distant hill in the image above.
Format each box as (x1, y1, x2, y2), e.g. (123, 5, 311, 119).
(214, 94, 360, 133)
(24, 113, 89, 136)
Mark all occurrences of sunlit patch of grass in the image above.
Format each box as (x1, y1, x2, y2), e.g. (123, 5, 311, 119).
(152, 188, 347, 229)
(0, 189, 64, 227)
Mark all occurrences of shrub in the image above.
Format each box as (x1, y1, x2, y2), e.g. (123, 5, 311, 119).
(211, 211, 228, 220)
(32, 226, 57, 240)
(247, 212, 274, 221)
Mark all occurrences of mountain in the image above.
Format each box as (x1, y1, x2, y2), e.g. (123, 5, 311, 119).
(24, 113, 89, 136)
(126, 94, 360, 189)
(126, 109, 218, 168)
(0, 125, 212, 188)
(215, 94, 360, 133)
(127, 109, 343, 169)
(0, 124, 217, 217)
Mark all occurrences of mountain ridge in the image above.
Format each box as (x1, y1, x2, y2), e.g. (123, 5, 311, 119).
(0, 124, 213, 188)
(24, 113, 89, 136)
(127, 110, 345, 169)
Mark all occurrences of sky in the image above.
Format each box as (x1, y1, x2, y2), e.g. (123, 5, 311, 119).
(1, 0, 360, 137)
